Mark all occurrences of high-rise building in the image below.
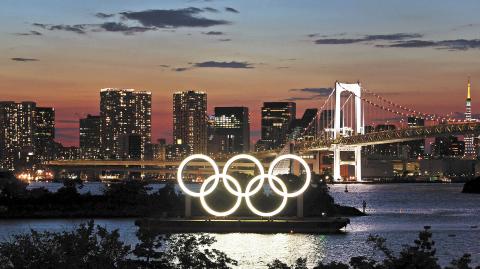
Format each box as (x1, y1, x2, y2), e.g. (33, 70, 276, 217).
(432, 136, 465, 158)
(119, 134, 142, 160)
(464, 78, 475, 157)
(172, 91, 207, 154)
(289, 108, 318, 140)
(100, 88, 151, 159)
(166, 140, 191, 161)
(0, 101, 36, 170)
(403, 116, 425, 158)
(213, 107, 250, 154)
(257, 102, 296, 150)
(34, 107, 55, 163)
(79, 114, 101, 159)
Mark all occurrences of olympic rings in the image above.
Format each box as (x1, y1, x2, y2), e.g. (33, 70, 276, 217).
(177, 154, 312, 217)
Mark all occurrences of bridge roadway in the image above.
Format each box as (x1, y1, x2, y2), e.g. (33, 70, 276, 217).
(46, 122, 480, 172)
(296, 122, 480, 152)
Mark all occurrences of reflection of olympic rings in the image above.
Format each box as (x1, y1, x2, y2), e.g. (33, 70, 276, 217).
(177, 154, 311, 217)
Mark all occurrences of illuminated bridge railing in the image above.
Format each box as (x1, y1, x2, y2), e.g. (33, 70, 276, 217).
(295, 122, 480, 151)
(340, 122, 480, 146)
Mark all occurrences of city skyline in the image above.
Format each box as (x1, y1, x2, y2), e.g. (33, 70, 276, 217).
(1, 0, 480, 146)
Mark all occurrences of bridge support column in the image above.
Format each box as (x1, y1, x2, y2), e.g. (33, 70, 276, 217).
(354, 146, 362, 182)
(333, 145, 341, 181)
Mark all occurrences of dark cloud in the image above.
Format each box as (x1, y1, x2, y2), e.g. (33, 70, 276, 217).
(95, 12, 115, 19)
(314, 33, 423, 45)
(202, 31, 224, 35)
(313, 32, 480, 51)
(173, 67, 190, 72)
(225, 7, 239, 13)
(203, 7, 219, 13)
(286, 87, 333, 101)
(11, 57, 39, 62)
(193, 61, 254, 68)
(33, 23, 87, 34)
(15, 30, 42, 36)
(98, 22, 155, 34)
(379, 39, 480, 50)
(290, 87, 333, 96)
(120, 8, 230, 28)
(218, 38, 231, 42)
(33, 7, 231, 36)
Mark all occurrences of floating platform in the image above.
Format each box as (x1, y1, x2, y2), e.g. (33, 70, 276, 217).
(135, 217, 350, 234)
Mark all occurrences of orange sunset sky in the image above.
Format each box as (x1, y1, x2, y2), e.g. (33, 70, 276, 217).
(1, 0, 479, 146)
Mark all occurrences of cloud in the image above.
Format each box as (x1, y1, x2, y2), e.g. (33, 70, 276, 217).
(289, 87, 333, 96)
(314, 33, 423, 44)
(120, 8, 230, 28)
(193, 61, 254, 68)
(286, 87, 333, 101)
(33, 7, 231, 36)
(14, 30, 42, 36)
(218, 38, 231, 42)
(173, 67, 190, 72)
(312, 32, 480, 51)
(11, 57, 39, 62)
(202, 31, 224, 35)
(159, 64, 170, 68)
(95, 12, 114, 18)
(203, 7, 219, 13)
(225, 7, 239, 13)
(33, 23, 87, 34)
(381, 39, 480, 50)
(98, 22, 155, 34)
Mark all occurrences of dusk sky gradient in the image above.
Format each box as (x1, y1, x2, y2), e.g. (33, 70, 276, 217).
(1, 0, 480, 146)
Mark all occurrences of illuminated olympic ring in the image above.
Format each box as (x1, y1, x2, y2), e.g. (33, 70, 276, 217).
(177, 154, 311, 217)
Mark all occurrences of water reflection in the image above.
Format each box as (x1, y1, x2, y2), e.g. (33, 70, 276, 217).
(3, 183, 478, 267)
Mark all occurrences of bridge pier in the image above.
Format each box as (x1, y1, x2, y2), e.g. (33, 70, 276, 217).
(333, 145, 362, 182)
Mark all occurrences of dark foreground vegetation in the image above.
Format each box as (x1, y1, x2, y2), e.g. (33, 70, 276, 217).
(0, 223, 477, 269)
(462, 177, 480, 194)
(0, 171, 363, 218)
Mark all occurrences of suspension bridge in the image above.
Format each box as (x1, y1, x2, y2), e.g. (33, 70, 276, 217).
(47, 81, 480, 182)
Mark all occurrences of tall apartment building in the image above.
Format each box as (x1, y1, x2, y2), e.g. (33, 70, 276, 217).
(100, 88, 151, 159)
(213, 107, 250, 154)
(172, 91, 207, 154)
(79, 114, 101, 159)
(257, 102, 296, 150)
(0, 102, 37, 170)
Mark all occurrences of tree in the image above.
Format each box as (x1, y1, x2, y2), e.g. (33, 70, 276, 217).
(0, 220, 130, 269)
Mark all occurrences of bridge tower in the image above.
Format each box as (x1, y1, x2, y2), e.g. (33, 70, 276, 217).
(333, 82, 364, 181)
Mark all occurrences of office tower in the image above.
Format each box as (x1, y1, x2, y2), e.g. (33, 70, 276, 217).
(79, 114, 101, 159)
(146, 138, 167, 161)
(432, 136, 465, 157)
(34, 107, 55, 163)
(119, 134, 142, 160)
(172, 91, 207, 154)
(100, 88, 151, 159)
(206, 115, 219, 155)
(0, 101, 36, 170)
(213, 107, 250, 154)
(258, 102, 296, 150)
(54, 142, 80, 160)
(464, 78, 475, 157)
(289, 108, 318, 140)
(403, 116, 425, 158)
(166, 140, 191, 161)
